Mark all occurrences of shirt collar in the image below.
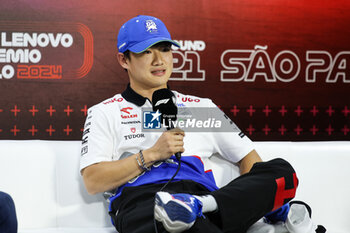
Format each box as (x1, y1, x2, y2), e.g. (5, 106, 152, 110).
(121, 83, 148, 106)
(121, 83, 174, 107)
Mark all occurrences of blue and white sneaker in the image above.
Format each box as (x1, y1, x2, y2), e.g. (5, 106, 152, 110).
(154, 191, 203, 233)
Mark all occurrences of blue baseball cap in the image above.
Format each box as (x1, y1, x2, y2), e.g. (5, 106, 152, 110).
(117, 15, 180, 53)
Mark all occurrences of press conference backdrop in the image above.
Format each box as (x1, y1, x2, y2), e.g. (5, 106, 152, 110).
(0, 0, 349, 141)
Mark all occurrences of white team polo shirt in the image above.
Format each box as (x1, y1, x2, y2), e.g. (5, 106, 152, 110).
(80, 84, 255, 173)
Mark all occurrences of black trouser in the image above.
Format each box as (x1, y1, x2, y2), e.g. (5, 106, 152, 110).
(110, 158, 298, 233)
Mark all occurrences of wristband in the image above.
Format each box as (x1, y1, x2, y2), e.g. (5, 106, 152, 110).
(136, 155, 144, 170)
(136, 150, 150, 171)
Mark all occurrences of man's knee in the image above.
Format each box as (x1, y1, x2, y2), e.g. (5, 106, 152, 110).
(250, 158, 299, 208)
(251, 158, 295, 178)
(271, 158, 295, 171)
(265, 159, 299, 211)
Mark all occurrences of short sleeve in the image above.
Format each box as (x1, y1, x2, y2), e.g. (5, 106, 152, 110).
(79, 105, 114, 173)
(207, 100, 255, 163)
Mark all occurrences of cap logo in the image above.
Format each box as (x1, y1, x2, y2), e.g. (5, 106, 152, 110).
(145, 20, 157, 32)
(119, 42, 126, 50)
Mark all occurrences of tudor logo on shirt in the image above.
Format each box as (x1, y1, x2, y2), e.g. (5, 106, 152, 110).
(123, 127, 144, 140)
(120, 107, 138, 119)
(124, 133, 145, 140)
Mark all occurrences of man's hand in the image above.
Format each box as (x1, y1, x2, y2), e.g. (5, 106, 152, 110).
(145, 128, 185, 161)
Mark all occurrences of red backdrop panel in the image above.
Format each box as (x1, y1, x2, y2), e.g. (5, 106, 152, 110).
(0, 0, 349, 140)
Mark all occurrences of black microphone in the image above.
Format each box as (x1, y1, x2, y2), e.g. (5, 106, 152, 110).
(152, 89, 182, 233)
(152, 88, 181, 160)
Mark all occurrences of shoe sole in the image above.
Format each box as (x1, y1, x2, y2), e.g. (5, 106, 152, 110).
(154, 192, 195, 233)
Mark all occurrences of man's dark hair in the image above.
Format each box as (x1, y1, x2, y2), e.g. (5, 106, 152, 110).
(122, 50, 130, 72)
(123, 50, 131, 60)
(123, 42, 172, 59)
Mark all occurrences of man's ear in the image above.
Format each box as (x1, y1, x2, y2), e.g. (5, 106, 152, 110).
(117, 52, 129, 70)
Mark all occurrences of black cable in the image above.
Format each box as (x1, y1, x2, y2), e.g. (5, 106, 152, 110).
(160, 159, 181, 191)
(154, 159, 181, 233)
